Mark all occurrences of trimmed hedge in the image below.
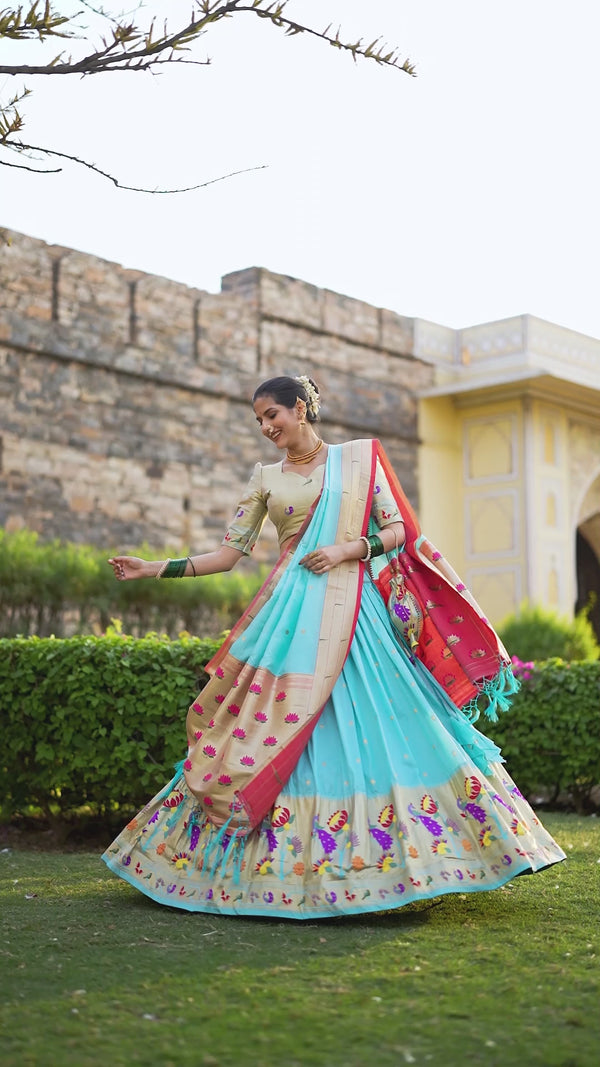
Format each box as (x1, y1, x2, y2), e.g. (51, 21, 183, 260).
(1, 639, 598, 824)
(0, 631, 221, 823)
(479, 658, 600, 813)
(0, 527, 267, 637)
(497, 602, 599, 663)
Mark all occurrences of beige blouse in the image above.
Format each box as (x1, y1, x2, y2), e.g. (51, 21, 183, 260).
(222, 455, 402, 555)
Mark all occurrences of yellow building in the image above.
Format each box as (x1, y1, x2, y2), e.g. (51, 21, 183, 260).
(416, 314, 600, 633)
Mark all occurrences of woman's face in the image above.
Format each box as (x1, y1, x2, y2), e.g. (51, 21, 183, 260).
(253, 394, 302, 450)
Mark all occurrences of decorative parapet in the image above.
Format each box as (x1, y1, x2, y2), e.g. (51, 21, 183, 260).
(417, 313, 600, 395)
(526, 316, 600, 387)
(413, 319, 458, 364)
(460, 317, 526, 363)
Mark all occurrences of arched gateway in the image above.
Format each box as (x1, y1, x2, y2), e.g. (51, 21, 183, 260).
(575, 471, 600, 639)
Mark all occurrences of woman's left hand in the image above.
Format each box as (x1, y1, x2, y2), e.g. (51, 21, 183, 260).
(299, 544, 346, 574)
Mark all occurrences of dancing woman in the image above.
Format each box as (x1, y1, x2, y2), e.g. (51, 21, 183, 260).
(103, 375, 564, 917)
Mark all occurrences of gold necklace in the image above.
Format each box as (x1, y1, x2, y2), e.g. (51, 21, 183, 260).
(286, 438, 324, 465)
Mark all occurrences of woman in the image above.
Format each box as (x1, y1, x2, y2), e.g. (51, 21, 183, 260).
(103, 375, 565, 917)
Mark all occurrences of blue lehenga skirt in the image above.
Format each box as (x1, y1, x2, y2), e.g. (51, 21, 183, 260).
(102, 577, 565, 917)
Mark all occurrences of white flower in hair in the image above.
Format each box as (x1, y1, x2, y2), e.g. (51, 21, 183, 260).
(295, 375, 320, 417)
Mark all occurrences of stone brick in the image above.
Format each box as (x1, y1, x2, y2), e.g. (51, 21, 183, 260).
(0, 228, 435, 560)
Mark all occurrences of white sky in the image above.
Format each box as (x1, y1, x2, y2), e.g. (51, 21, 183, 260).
(2, 0, 600, 339)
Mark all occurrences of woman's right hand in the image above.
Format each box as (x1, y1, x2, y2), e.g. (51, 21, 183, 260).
(107, 556, 153, 581)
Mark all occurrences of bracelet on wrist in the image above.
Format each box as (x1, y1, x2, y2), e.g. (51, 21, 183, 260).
(367, 534, 385, 559)
(359, 535, 372, 562)
(156, 557, 188, 579)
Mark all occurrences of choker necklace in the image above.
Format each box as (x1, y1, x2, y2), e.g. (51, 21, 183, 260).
(286, 438, 324, 465)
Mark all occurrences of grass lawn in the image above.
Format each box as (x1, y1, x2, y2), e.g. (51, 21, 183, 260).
(1, 812, 598, 1067)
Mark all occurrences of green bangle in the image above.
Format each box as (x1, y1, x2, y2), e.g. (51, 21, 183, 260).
(367, 534, 385, 559)
(160, 557, 188, 579)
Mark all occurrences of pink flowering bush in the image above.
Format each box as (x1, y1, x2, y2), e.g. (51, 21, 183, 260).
(510, 656, 536, 682)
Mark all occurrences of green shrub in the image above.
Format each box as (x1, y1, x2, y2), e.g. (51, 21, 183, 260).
(1, 639, 598, 826)
(0, 632, 222, 823)
(479, 658, 600, 813)
(498, 602, 599, 663)
(0, 528, 266, 637)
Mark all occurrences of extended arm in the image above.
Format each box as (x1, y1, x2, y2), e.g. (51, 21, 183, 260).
(108, 545, 244, 581)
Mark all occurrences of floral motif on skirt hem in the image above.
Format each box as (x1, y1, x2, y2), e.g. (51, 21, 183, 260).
(102, 762, 565, 920)
(102, 579, 565, 916)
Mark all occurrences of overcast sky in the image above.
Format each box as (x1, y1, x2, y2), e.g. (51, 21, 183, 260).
(2, 0, 600, 340)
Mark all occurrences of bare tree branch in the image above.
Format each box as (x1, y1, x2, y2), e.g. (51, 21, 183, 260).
(0, 154, 60, 172)
(1, 139, 268, 190)
(0, 1, 416, 191)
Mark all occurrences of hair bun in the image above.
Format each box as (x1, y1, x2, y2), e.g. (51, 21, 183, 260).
(295, 375, 321, 419)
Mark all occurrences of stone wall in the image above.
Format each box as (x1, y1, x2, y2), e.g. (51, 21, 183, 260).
(0, 229, 433, 559)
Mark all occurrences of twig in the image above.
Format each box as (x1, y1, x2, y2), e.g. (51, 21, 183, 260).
(0, 156, 60, 173)
(1, 142, 268, 192)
